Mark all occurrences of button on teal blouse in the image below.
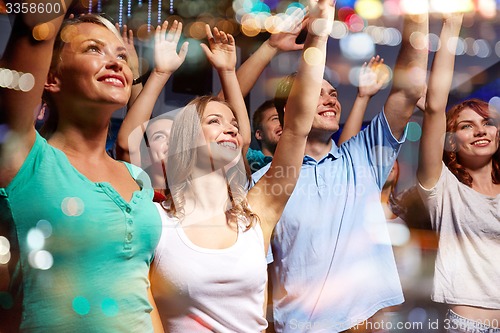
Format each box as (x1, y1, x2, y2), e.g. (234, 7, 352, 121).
(0, 132, 162, 332)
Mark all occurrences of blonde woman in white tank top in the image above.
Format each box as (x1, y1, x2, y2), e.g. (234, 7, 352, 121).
(148, 1, 336, 331)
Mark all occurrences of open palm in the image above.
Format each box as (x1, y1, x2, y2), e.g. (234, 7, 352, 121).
(154, 20, 189, 75)
(201, 25, 236, 73)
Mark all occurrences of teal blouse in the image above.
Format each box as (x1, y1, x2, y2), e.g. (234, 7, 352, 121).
(0, 132, 162, 332)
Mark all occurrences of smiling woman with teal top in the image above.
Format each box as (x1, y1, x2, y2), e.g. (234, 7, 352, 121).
(0, 7, 162, 332)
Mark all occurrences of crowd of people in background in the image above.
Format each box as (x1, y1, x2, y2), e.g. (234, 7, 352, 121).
(0, 1, 499, 332)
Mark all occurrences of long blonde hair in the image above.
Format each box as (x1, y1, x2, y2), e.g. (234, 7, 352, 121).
(165, 96, 258, 230)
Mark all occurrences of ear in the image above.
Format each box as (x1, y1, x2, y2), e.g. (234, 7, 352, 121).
(255, 129, 263, 141)
(44, 71, 61, 93)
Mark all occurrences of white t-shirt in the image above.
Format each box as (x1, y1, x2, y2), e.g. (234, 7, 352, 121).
(418, 164, 500, 309)
(150, 204, 268, 332)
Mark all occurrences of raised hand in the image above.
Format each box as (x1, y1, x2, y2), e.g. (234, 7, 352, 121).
(116, 23, 141, 79)
(201, 24, 236, 73)
(308, 0, 336, 37)
(268, 8, 307, 52)
(358, 55, 389, 98)
(154, 20, 189, 75)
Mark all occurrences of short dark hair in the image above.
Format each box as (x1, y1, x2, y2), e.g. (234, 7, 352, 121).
(252, 100, 276, 132)
(274, 73, 336, 127)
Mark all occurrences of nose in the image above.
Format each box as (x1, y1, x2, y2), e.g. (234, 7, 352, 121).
(473, 126, 486, 137)
(224, 124, 238, 136)
(323, 94, 337, 106)
(105, 56, 124, 72)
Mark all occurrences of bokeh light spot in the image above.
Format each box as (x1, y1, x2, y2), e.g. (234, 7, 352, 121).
(18, 73, 35, 92)
(473, 39, 491, 58)
(428, 33, 440, 52)
(455, 37, 467, 56)
(384, 27, 402, 46)
(303, 47, 323, 66)
(60, 25, 78, 43)
(73, 296, 91, 316)
(61, 197, 85, 217)
(387, 222, 410, 246)
(101, 298, 119, 317)
(407, 122, 422, 142)
(400, 0, 429, 14)
(27, 228, 45, 251)
(241, 16, 261, 37)
(409, 31, 428, 50)
(330, 21, 348, 39)
(355, 0, 383, 20)
(0, 236, 10, 265)
(310, 18, 333, 36)
(32, 22, 55, 41)
(339, 33, 375, 60)
(489, 97, 500, 114)
(36, 220, 53, 238)
(188, 21, 206, 39)
(0, 236, 9, 256)
(31, 250, 54, 270)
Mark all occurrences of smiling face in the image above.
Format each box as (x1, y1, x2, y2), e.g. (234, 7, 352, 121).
(146, 118, 173, 165)
(312, 80, 342, 133)
(453, 107, 499, 164)
(53, 22, 132, 109)
(255, 107, 282, 152)
(199, 101, 243, 167)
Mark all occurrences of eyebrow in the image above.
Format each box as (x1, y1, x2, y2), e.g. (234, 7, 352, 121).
(151, 130, 168, 135)
(83, 38, 127, 53)
(456, 118, 491, 126)
(206, 114, 237, 122)
(322, 88, 337, 94)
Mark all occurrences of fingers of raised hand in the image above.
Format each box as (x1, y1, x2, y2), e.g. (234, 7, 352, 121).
(205, 24, 214, 42)
(165, 20, 180, 42)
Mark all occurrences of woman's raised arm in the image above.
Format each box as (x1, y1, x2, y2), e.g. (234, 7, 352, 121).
(201, 25, 251, 150)
(417, 12, 464, 189)
(115, 20, 187, 163)
(0, 1, 71, 187)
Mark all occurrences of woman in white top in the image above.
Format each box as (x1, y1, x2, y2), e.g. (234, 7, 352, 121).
(149, 0, 335, 331)
(417, 12, 500, 332)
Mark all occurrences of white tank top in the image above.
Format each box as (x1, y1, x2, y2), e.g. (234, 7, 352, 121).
(151, 204, 268, 332)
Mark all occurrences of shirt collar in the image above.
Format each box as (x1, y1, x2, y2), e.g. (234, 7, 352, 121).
(303, 139, 342, 165)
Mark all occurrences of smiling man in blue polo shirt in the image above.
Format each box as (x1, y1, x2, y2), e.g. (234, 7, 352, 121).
(252, 12, 429, 333)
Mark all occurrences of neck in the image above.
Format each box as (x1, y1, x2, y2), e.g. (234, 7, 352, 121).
(261, 145, 275, 157)
(183, 168, 231, 219)
(304, 130, 334, 161)
(48, 121, 110, 161)
(465, 161, 499, 194)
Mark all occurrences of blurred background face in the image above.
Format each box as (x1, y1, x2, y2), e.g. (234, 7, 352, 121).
(55, 23, 132, 109)
(146, 118, 173, 165)
(255, 107, 282, 148)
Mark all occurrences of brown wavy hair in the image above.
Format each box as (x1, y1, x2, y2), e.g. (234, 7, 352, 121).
(443, 98, 500, 187)
(164, 96, 259, 230)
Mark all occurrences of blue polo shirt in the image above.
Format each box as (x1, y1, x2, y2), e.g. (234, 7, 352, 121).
(252, 111, 405, 332)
